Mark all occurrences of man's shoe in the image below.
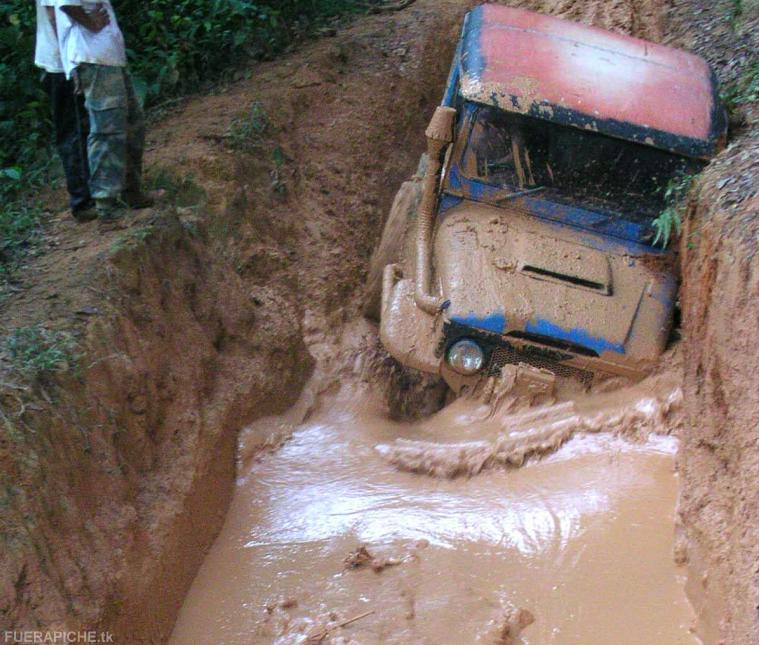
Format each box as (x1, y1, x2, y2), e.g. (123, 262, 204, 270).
(122, 189, 166, 209)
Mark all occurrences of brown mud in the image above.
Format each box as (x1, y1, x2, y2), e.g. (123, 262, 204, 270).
(0, 0, 756, 642)
(169, 343, 698, 644)
(377, 368, 683, 478)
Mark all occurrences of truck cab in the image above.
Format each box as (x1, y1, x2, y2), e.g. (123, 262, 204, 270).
(374, 4, 726, 393)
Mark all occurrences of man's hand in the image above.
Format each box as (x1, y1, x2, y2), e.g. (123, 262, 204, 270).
(61, 4, 110, 33)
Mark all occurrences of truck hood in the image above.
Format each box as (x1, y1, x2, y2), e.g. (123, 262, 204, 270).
(434, 201, 675, 362)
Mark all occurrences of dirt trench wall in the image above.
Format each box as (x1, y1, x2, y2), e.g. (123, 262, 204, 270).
(0, 216, 312, 642)
(520, 0, 665, 40)
(678, 134, 759, 644)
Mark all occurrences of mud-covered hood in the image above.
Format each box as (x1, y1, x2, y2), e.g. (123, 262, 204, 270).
(434, 202, 676, 362)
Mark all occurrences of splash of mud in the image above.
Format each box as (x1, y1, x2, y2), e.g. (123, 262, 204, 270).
(376, 369, 683, 478)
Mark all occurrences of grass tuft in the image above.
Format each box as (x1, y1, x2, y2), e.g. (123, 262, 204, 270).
(723, 60, 759, 108)
(145, 168, 207, 209)
(0, 202, 42, 275)
(4, 325, 78, 377)
(226, 101, 271, 152)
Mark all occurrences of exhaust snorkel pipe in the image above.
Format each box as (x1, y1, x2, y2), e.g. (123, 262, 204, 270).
(415, 105, 456, 315)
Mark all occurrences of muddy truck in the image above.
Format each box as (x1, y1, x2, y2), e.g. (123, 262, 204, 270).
(365, 4, 726, 394)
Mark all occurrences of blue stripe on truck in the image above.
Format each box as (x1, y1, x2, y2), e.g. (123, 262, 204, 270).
(525, 318, 626, 355)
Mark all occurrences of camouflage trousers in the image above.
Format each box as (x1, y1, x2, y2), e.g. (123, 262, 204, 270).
(75, 64, 145, 200)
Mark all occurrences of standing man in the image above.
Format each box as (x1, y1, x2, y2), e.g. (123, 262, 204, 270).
(55, 1, 155, 222)
(34, 0, 94, 222)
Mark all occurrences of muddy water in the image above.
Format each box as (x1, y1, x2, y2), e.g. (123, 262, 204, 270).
(169, 380, 699, 644)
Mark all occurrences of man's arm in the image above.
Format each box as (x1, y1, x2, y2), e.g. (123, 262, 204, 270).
(45, 6, 57, 35)
(59, 3, 110, 33)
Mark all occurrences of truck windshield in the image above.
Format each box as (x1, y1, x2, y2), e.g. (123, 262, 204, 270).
(461, 106, 701, 222)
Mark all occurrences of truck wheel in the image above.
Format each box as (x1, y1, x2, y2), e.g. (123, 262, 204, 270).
(363, 177, 423, 321)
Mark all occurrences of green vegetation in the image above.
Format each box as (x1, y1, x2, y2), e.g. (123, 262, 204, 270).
(145, 168, 207, 209)
(0, 202, 42, 275)
(4, 325, 78, 377)
(226, 101, 271, 151)
(727, 0, 755, 33)
(720, 0, 758, 114)
(722, 60, 759, 108)
(652, 174, 696, 248)
(109, 226, 154, 255)
(0, 0, 370, 272)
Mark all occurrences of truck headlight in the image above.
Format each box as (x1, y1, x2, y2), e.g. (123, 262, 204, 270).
(446, 339, 485, 375)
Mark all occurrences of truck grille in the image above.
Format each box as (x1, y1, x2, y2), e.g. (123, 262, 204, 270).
(488, 343, 594, 386)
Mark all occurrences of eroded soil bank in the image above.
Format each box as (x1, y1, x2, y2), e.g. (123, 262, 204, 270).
(0, 0, 756, 642)
(677, 132, 759, 644)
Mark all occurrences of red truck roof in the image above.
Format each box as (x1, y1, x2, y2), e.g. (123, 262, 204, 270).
(458, 5, 726, 158)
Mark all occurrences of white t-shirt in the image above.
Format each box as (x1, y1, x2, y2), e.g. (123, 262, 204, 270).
(56, 0, 127, 79)
(35, 0, 64, 73)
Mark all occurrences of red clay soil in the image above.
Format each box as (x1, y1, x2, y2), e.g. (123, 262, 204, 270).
(678, 132, 758, 644)
(0, 0, 756, 642)
(0, 218, 313, 640)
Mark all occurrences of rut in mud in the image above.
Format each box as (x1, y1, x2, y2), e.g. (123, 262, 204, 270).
(0, 0, 755, 642)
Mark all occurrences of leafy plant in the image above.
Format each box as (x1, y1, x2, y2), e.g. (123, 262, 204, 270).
(0, 1, 52, 175)
(4, 325, 78, 376)
(652, 174, 696, 248)
(1, 167, 22, 181)
(226, 101, 271, 151)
